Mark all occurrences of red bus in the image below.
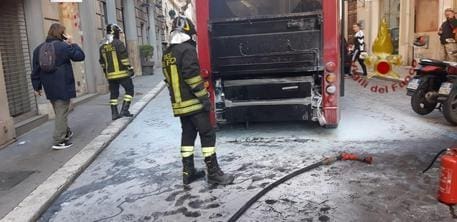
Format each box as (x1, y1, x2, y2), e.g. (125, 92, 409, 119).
(196, 0, 342, 128)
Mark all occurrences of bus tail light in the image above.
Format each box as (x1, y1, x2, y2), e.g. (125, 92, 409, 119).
(324, 61, 338, 107)
(326, 85, 337, 94)
(325, 73, 337, 83)
(201, 69, 210, 79)
(325, 62, 336, 73)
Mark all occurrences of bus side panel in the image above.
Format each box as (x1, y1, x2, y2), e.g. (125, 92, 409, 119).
(196, 0, 216, 127)
(322, 0, 340, 126)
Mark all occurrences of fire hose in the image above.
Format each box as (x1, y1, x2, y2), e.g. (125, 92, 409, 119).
(422, 148, 448, 173)
(228, 153, 373, 222)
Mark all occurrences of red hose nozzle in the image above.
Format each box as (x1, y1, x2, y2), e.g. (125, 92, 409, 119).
(340, 152, 373, 164)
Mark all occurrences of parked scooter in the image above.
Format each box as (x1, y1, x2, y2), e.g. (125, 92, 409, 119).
(407, 58, 457, 125)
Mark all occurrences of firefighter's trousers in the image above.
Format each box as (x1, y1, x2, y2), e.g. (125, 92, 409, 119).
(179, 111, 216, 158)
(108, 77, 134, 104)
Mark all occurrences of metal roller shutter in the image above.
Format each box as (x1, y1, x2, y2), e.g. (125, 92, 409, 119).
(0, 0, 36, 118)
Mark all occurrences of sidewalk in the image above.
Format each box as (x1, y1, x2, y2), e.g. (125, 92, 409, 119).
(0, 72, 164, 219)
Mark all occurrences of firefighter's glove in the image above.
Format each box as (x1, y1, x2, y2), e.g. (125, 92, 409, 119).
(199, 97, 211, 112)
(128, 67, 135, 77)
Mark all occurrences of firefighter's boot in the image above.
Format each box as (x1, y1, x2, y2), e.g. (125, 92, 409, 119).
(111, 105, 121, 120)
(182, 155, 206, 185)
(204, 154, 235, 185)
(120, 101, 134, 117)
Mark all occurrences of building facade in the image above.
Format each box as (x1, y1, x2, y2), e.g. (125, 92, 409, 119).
(0, 0, 163, 147)
(346, 0, 457, 65)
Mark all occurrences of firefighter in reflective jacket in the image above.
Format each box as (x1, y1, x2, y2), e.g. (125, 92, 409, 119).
(99, 24, 134, 120)
(162, 16, 234, 185)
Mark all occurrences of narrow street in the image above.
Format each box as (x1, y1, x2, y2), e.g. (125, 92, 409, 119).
(2, 1, 457, 222)
(38, 78, 457, 222)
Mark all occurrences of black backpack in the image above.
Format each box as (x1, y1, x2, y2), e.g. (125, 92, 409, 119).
(39, 41, 57, 72)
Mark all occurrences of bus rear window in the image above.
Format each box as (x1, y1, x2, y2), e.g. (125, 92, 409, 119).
(210, 0, 322, 19)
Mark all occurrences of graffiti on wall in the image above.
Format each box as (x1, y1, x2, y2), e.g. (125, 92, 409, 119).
(59, 2, 87, 96)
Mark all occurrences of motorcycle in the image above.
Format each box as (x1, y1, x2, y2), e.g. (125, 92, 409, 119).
(407, 58, 457, 125)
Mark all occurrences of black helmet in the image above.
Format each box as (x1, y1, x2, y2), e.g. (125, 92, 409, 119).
(106, 24, 123, 38)
(171, 16, 196, 36)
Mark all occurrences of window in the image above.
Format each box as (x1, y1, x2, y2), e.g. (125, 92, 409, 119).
(139, 22, 144, 44)
(383, 0, 401, 54)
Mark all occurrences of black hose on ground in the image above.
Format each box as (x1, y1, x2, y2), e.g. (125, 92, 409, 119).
(228, 153, 372, 222)
(422, 148, 448, 173)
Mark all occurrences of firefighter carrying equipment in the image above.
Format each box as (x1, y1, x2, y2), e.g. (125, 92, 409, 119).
(163, 41, 209, 117)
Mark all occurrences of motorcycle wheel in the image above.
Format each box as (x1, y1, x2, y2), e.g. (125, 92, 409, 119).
(443, 86, 457, 125)
(411, 78, 437, 115)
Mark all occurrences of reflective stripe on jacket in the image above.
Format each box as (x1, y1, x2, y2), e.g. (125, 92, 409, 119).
(99, 39, 130, 80)
(162, 41, 208, 117)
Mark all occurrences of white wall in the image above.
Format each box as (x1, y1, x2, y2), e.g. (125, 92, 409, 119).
(411, 0, 455, 60)
(357, 0, 382, 54)
(356, 0, 457, 64)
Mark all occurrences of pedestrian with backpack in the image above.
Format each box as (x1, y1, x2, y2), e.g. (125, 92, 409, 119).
(31, 23, 85, 150)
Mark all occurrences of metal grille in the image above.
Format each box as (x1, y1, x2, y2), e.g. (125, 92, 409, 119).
(0, 0, 35, 117)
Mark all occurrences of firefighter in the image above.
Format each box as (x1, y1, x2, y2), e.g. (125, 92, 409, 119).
(162, 16, 234, 185)
(99, 24, 135, 120)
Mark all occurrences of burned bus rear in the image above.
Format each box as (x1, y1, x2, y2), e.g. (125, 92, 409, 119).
(196, 0, 341, 127)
